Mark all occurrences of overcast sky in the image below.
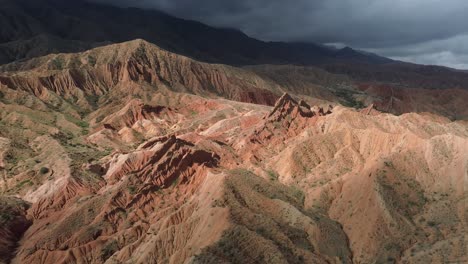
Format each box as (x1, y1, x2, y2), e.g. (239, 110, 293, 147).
(93, 0, 468, 69)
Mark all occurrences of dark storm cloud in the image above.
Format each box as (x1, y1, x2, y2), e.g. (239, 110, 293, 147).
(91, 0, 468, 69)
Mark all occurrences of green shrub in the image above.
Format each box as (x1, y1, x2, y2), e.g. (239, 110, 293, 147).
(333, 88, 365, 109)
(0, 212, 14, 223)
(127, 186, 136, 194)
(95, 115, 105, 123)
(88, 55, 97, 66)
(16, 180, 33, 189)
(101, 240, 119, 261)
(267, 170, 279, 181)
(51, 56, 65, 70)
(40, 167, 50, 174)
(290, 187, 305, 204)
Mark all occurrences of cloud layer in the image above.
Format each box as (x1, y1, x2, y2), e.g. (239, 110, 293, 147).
(92, 0, 468, 69)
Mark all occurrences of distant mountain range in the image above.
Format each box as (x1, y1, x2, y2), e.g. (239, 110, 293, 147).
(2, 0, 468, 92)
(1, 1, 467, 263)
(0, 0, 392, 66)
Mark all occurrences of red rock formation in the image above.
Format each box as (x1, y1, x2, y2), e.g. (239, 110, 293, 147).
(12, 135, 223, 264)
(0, 40, 466, 264)
(105, 135, 219, 185)
(252, 93, 333, 146)
(99, 99, 176, 130)
(0, 40, 279, 108)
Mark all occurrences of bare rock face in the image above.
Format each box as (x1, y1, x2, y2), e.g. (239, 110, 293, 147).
(251, 93, 333, 147)
(0, 40, 467, 264)
(105, 135, 220, 186)
(96, 99, 181, 141)
(12, 135, 223, 264)
(268, 93, 314, 121)
(100, 100, 170, 130)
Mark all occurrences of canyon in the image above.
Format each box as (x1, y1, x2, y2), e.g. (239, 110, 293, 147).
(0, 39, 466, 263)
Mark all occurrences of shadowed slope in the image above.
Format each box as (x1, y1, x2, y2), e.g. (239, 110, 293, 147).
(0, 39, 280, 109)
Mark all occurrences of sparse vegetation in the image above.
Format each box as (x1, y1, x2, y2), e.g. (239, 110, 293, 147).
(0, 211, 14, 223)
(51, 56, 65, 70)
(332, 88, 365, 109)
(16, 179, 33, 189)
(0, 33, 464, 264)
(86, 95, 100, 108)
(87, 55, 97, 66)
(101, 240, 119, 261)
(134, 43, 150, 64)
(266, 169, 279, 181)
(127, 186, 137, 194)
(171, 177, 180, 187)
(95, 115, 105, 123)
(290, 186, 305, 204)
(63, 113, 89, 129)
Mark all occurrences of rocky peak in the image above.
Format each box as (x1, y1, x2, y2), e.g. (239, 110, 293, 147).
(269, 93, 296, 115)
(251, 94, 333, 146)
(105, 134, 219, 186)
(268, 93, 317, 122)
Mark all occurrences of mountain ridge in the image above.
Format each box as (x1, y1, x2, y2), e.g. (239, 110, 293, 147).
(0, 0, 397, 67)
(1, 38, 467, 120)
(0, 2, 467, 263)
(0, 39, 466, 264)
(1, 0, 468, 95)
